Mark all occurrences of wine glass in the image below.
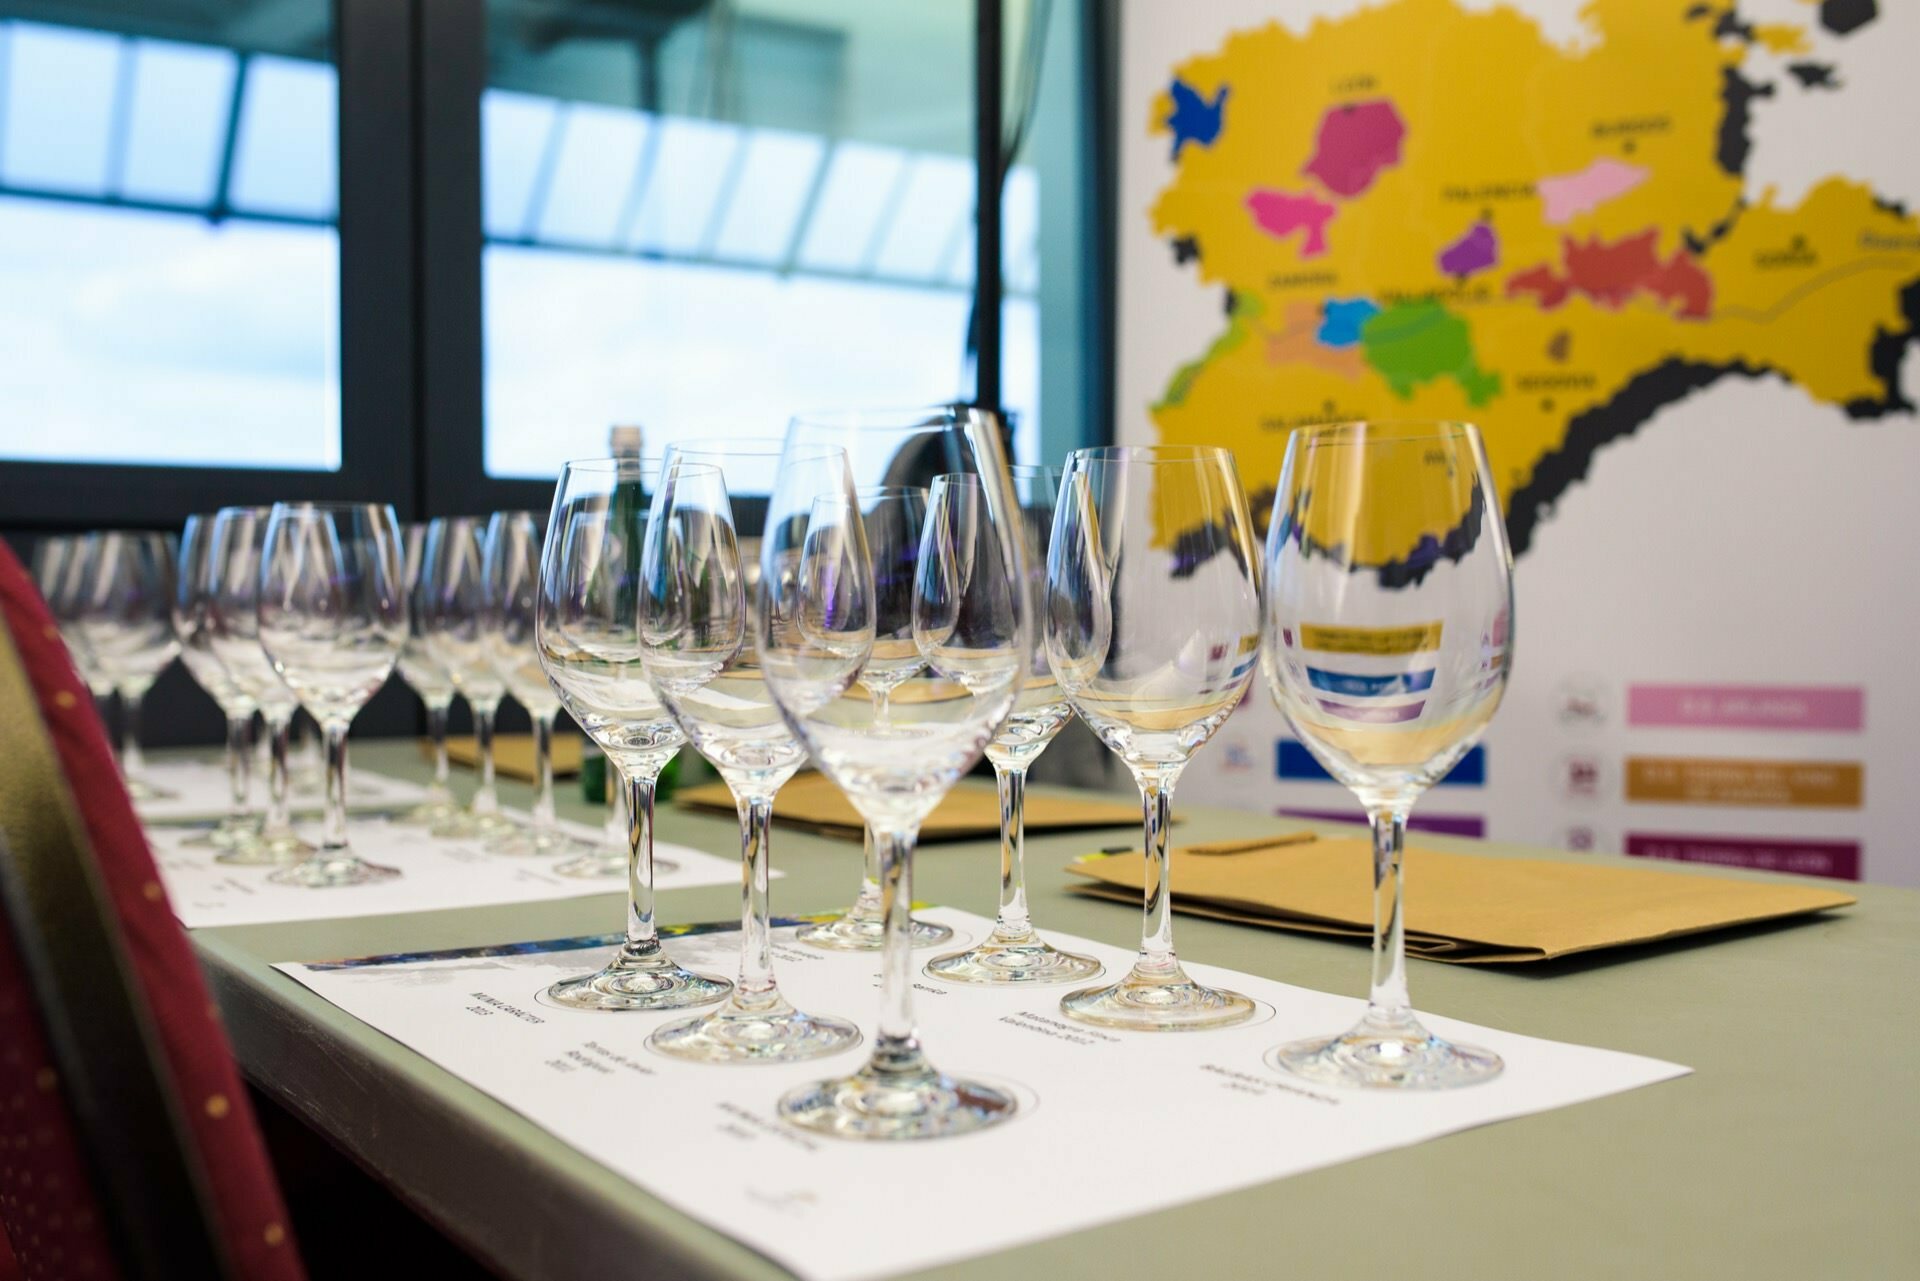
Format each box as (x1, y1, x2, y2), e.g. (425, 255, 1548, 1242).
(763, 406, 1029, 1140)
(394, 522, 462, 827)
(791, 483, 954, 954)
(74, 531, 180, 799)
(926, 464, 1100, 985)
(1047, 445, 1261, 1031)
(536, 458, 729, 1011)
(640, 445, 860, 1062)
(482, 510, 588, 857)
(1260, 420, 1511, 1088)
(419, 516, 516, 839)
(207, 507, 313, 860)
(256, 502, 408, 887)
(39, 535, 120, 721)
(172, 513, 261, 853)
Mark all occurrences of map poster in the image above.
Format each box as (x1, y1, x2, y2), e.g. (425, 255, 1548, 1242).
(1115, 0, 1920, 884)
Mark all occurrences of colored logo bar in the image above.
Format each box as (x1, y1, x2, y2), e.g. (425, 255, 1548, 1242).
(1306, 667, 1436, 696)
(1624, 757, 1862, 808)
(1625, 833, 1860, 881)
(1275, 740, 1485, 785)
(1299, 621, 1443, 655)
(1316, 698, 1425, 724)
(1627, 684, 1864, 732)
(1280, 807, 1485, 838)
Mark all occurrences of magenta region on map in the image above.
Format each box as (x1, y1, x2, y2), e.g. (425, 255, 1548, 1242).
(1246, 189, 1337, 257)
(1300, 99, 1406, 197)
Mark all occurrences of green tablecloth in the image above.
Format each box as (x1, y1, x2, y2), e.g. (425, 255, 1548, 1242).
(188, 741, 1918, 1280)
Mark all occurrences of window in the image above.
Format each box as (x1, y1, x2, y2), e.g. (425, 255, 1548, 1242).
(0, 7, 340, 472)
(478, 0, 1051, 484)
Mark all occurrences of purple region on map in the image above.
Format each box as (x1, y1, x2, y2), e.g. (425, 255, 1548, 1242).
(1246, 189, 1337, 258)
(1301, 99, 1406, 197)
(1438, 221, 1499, 277)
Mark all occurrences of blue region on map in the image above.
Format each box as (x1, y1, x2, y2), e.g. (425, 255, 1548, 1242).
(1166, 79, 1228, 159)
(1316, 298, 1381, 347)
(1306, 667, 1437, 696)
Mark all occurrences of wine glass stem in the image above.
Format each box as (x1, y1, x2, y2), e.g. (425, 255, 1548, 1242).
(1137, 777, 1178, 975)
(121, 690, 146, 781)
(1366, 807, 1413, 1024)
(856, 826, 882, 916)
(734, 793, 777, 1008)
(321, 720, 350, 852)
(874, 824, 921, 1058)
(622, 764, 663, 956)
(993, 763, 1031, 939)
(472, 701, 499, 814)
(426, 697, 452, 797)
(223, 711, 252, 821)
(531, 710, 556, 830)
(266, 711, 294, 832)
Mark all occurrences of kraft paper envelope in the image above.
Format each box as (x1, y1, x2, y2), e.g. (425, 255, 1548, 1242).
(437, 734, 584, 782)
(675, 772, 1141, 842)
(1067, 834, 1856, 963)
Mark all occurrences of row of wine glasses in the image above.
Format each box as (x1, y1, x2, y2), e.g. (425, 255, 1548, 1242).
(528, 412, 1512, 1140)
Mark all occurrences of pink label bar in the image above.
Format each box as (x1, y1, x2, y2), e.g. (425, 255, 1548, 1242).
(1625, 833, 1860, 881)
(1627, 684, 1863, 732)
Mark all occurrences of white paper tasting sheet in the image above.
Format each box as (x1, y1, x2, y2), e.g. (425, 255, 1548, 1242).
(279, 906, 1688, 1281)
(150, 816, 741, 929)
(135, 758, 428, 824)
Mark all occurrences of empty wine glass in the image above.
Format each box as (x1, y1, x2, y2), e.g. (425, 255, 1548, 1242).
(537, 458, 729, 1011)
(394, 522, 462, 827)
(926, 464, 1100, 985)
(764, 407, 1029, 1141)
(1047, 445, 1261, 1031)
(419, 516, 516, 839)
(1261, 421, 1511, 1089)
(641, 445, 860, 1062)
(74, 531, 180, 799)
(256, 502, 408, 887)
(207, 507, 313, 860)
(483, 510, 587, 857)
(792, 483, 954, 954)
(173, 513, 261, 853)
(39, 536, 119, 723)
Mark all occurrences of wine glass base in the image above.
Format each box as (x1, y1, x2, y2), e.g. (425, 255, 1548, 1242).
(181, 818, 259, 851)
(648, 998, 861, 1064)
(267, 854, 400, 888)
(778, 1060, 1018, 1140)
(924, 932, 1103, 986)
(1268, 1022, 1504, 1090)
(1059, 963, 1256, 1031)
(543, 950, 731, 1012)
(391, 795, 462, 827)
(432, 809, 519, 840)
(795, 909, 953, 952)
(551, 849, 680, 879)
(485, 826, 594, 858)
(124, 777, 177, 801)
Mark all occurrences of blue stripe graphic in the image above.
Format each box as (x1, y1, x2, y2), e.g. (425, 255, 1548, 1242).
(1306, 667, 1436, 697)
(1276, 740, 1486, 786)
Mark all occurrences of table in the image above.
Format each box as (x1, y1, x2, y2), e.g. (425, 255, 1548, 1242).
(188, 741, 1919, 1280)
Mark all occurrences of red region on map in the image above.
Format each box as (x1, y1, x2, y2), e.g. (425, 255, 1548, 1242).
(1506, 229, 1713, 319)
(1300, 99, 1406, 198)
(1246, 189, 1338, 258)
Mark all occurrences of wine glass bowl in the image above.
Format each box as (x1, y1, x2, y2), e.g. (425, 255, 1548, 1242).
(1261, 420, 1512, 1089)
(74, 530, 180, 799)
(1047, 445, 1261, 1031)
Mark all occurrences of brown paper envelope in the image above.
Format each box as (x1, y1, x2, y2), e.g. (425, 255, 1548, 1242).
(675, 772, 1141, 841)
(1068, 836, 1856, 963)
(438, 734, 584, 782)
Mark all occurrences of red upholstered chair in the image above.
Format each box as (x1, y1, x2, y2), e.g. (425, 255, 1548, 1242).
(0, 541, 306, 1281)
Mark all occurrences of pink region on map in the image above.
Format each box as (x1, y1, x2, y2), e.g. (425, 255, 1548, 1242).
(1537, 158, 1651, 224)
(1300, 99, 1406, 197)
(1246, 189, 1337, 258)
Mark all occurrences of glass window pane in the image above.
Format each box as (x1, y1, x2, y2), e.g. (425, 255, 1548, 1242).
(482, 90, 560, 239)
(709, 127, 825, 264)
(624, 117, 742, 255)
(796, 142, 908, 273)
(534, 102, 651, 247)
(0, 7, 340, 472)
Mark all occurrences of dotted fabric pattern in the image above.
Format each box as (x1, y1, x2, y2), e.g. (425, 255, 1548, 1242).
(0, 543, 304, 1280)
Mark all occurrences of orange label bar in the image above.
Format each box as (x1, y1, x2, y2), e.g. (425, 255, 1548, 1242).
(1624, 757, 1863, 808)
(1300, 622, 1443, 655)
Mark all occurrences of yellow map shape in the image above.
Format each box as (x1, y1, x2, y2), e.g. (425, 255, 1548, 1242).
(1148, 0, 1920, 563)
